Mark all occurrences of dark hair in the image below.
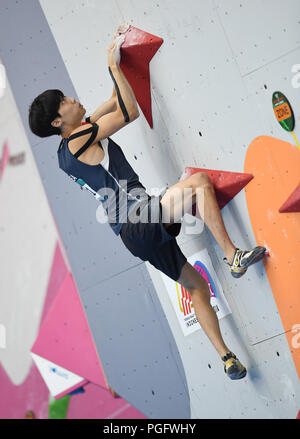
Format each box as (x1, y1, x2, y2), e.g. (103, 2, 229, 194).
(28, 89, 64, 137)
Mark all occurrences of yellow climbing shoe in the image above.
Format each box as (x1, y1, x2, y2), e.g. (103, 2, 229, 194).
(223, 246, 267, 278)
(222, 351, 247, 380)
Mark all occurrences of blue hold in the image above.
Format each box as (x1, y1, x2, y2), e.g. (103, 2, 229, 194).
(68, 386, 86, 396)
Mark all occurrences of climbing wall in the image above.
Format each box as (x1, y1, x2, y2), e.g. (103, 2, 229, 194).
(0, 0, 299, 419)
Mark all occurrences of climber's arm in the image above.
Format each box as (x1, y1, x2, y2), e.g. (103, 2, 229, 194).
(82, 94, 117, 124)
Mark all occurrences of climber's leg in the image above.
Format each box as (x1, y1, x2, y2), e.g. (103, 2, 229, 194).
(176, 260, 231, 358)
(160, 172, 236, 264)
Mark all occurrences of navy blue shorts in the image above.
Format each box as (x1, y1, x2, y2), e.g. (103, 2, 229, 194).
(119, 190, 187, 281)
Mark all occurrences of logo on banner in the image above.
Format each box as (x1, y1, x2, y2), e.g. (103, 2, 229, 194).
(175, 260, 218, 319)
(193, 260, 217, 298)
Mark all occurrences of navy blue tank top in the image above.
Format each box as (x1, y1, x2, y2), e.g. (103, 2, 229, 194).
(57, 118, 149, 235)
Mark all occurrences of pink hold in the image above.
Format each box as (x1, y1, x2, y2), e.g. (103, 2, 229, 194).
(0, 141, 10, 181)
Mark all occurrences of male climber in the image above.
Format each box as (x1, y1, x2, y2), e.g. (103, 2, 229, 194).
(28, 24, 267, 380)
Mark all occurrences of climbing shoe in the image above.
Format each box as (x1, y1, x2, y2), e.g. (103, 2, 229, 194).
(222, 351, 247, 380)
(223, 246, 267, 278)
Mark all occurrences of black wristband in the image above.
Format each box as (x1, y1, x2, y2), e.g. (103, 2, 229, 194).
(108, 66, 130, 123)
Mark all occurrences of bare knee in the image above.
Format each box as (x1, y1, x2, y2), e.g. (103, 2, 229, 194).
(188, 285, 211, 303)
(177, 262, 211, 299)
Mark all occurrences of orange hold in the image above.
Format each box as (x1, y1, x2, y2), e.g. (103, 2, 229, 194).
(25, 410, 35, 419)
(244, 136, 300, 379)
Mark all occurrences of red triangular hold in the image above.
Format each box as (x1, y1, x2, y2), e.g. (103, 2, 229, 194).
(180, 167, 254, 215)
(119, 26, 163, 128)
(31, 273, 107, 389)
(279, 182, 300, 213)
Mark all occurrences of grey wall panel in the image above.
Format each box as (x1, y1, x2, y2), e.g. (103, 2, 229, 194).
(83, 264, 190, 419)
(215, 0, 300, 77)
